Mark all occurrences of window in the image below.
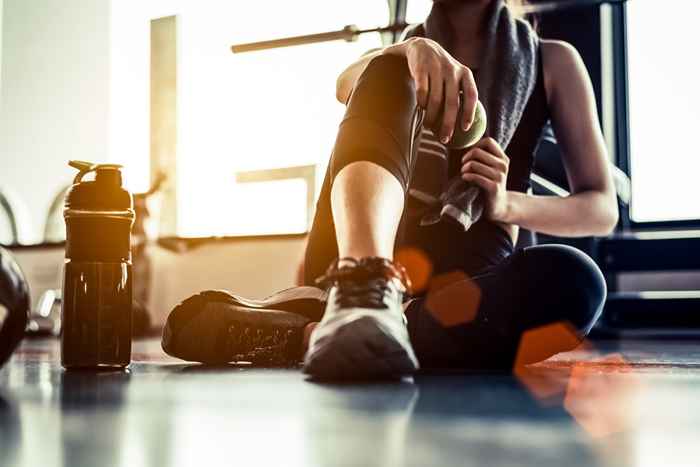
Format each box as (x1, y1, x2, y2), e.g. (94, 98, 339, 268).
(626, 1, 700, 223)
(406, 0, 431, 25)
(111, 1, 388, 237)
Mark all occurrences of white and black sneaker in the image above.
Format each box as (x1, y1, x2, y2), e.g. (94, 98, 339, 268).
(303, 257, 419, 380)
(162, 287, 325, 366)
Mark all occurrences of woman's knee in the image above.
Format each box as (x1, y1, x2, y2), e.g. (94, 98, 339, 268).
(355, 54, 413, 95)
(518, 244, 606, 336)
(330, 55, 420, 191)
(344, 54, 416, 129)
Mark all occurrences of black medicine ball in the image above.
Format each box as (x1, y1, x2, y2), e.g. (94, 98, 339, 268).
(0, 247, 29, 367)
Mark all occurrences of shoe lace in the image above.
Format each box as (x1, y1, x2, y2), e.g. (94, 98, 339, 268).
(315, 257, 412, 309)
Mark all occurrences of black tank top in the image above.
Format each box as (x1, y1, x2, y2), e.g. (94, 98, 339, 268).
(398, 47, 550, 277)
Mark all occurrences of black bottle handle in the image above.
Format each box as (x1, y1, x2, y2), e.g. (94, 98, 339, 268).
(68, 160, 123, 184)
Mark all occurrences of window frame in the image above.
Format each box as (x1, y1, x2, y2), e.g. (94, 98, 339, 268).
(614, 1, 700, 229)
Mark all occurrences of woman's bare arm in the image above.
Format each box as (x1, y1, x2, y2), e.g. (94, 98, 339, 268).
(502, 40, 618, 237)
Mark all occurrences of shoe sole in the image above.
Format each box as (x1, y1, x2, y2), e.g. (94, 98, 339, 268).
(162, 293, 312, 366)
(197, 287, 326, 320)
(303, 315, 418, 381)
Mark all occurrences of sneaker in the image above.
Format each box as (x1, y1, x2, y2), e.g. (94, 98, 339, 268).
(303, 257, 419, 380)
(162, 287, 325, 366)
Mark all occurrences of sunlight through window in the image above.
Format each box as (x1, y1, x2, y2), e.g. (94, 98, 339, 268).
(406, 0, 431, 25)
(627, 1, 700, 222)
(112, 1, 387, 237)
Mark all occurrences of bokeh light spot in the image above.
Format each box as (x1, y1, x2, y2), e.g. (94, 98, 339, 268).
(564, 353, 640, 438)
(513, 322, 588, 403)
(514, 322, 584, 368)
(513, 365, 570, 404)
(425, 271, 481, 327)
(395, 247, 433, 293)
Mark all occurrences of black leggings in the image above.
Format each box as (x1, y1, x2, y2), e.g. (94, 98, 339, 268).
(305, 55, 606, 369)
(404, 244, 606, 369)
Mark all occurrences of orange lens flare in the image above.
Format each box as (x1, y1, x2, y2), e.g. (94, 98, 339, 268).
(513, 322, 588, 403)
(425, 270, 481, 327)
(514, 322, 585, 367)
(514, 365, 571, 404)
(564, 353, 640, 438)
(395, 247, 433, 294)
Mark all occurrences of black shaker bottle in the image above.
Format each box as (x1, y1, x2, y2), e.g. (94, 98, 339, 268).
(61, 161, 135, 369)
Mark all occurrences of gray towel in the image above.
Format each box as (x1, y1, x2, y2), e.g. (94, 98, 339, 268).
(403, 0, 539, 230)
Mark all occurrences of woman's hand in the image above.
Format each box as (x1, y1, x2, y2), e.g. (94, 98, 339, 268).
(460, 137, 511, 222)
(384, 37, 478, 144)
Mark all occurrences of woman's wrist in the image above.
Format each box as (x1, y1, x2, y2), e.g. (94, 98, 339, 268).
(500, 191, 522, 225)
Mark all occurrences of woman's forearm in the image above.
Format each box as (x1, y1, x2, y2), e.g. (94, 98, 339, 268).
(504, 190, 618, 237)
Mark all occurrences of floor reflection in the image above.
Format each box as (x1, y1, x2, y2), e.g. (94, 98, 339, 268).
(59, 369, 131, 467)
(305, 379, 419, 467)
(307, 374, 616, 467)
(2, 338, 699, 467)
(415, 374, 622, 467)
(0, 392, 21, 467)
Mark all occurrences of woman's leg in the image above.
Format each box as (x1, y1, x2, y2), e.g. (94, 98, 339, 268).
(405, 244, 607, 369)
(165, 57, 425, 372)
(302, 55, 426, 379)
(303, 54, 423, 283)
(332, 162, 404, 260)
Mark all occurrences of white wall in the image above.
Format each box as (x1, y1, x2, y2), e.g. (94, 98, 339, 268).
(0, 0, 4, 100)
(9, 236, 306, 327)
(149, 237, 306, 326)
(0, 0, 111, 243)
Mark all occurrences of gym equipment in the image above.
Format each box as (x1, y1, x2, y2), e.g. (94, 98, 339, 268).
(231, 24, 406, 54)
(61, 161, 135, 369)
(229, 1, 627, 55)
(0, 191, 19, 245)
(0, 246, 30, 367)
(0, 188, 33, 246)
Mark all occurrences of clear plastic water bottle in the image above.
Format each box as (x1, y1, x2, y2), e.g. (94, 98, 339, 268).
(61, 161, 135, 369)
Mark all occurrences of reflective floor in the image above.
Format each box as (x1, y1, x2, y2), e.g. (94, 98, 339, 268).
(1, 338, 699, 467)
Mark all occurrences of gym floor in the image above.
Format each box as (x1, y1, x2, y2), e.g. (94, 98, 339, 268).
(1, 337, 699, 467)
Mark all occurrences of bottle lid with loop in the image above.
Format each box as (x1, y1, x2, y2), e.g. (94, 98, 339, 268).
(69, 160, 124, 185)
(65, 160, 133, 214)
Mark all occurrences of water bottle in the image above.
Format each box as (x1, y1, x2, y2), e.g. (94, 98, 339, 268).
(61, 161, 135, 369)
